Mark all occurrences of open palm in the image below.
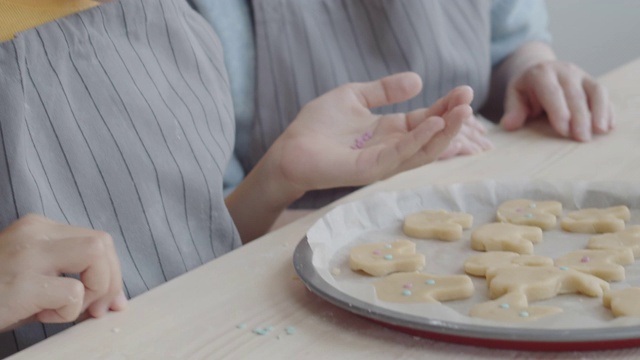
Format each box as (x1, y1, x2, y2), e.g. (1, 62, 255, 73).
(269, 72, 474, 192)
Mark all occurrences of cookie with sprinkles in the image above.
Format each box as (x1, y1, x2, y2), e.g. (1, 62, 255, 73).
(470, 292, 562, 322)
(496, 199, 562, 230)
(554, 248, 634, 282)
(373, 272, 474, 303)
(349, 240, 425, 277)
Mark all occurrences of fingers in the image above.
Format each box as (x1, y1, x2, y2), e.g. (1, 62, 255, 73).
(438, 116, 493, 160)
(500, 61, 614, 142)
(3, 272, 85, 328)
(351, 72, 423, 109)
(499, 85, 531, 131)
(399, 104, 471, 171)
(41, 233, 124, 318)
(528, 69, 572, 138)
(458, 121, 494, 152)
(407, 86, 474, 130)
(425, 85, 474, 116)
(0, 214, 126, 329)
(464, 114, 488, 135)
(560, 75, 592, 142)
(368, 117, 446, 178)
(437, 141, 461, 160)
(583, 78, 611, 134)
(33, 276, 85, 323)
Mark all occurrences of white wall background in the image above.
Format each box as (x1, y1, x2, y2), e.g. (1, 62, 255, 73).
(546, 0, 640, 76)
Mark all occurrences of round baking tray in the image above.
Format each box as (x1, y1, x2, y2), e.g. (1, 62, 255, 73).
(294, 236, 640, 351)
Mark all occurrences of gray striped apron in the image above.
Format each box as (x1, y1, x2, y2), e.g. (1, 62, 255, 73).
(249, 0, 493, 208)
(0, 0, 240, 355)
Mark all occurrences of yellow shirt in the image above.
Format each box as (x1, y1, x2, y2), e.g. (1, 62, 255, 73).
(0, 0, 100, 42)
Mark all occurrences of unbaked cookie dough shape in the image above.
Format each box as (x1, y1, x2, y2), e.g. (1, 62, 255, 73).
(349, 240, 425, 277)
(470, 222, 543, 254)
(588, 226, 640, 257)
(554, 248, 634, 282)
(496, 199, 562, 230)
(463, 251, 553, 277)
(485, 265, 610, 301)
(560, 206, 630, 234)
(373, 272, 474, 303)
(403, 210, 473, 241)
(469, 292, 562, 322)
(603, 287, 640, 317)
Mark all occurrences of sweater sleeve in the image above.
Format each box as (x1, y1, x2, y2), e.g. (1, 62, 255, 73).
(490, 0, 553, 66)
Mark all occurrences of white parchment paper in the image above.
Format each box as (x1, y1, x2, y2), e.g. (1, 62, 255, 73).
(307, 180, 640, 329)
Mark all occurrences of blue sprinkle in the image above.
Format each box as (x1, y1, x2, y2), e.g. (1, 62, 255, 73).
(285, 326, 296, 335)
(559, 266, 569, 271)
(519, 311, 530, 318)
(524, 213, 534, 218)
(499, 303, 510, 309)
(402, 289, 412, 296)
(383, 254, 394, 260)
(425, 279, 436, 285)
(253, 328, 268, 335)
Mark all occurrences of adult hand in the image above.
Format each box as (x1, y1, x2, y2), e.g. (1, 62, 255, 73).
(500, 60, 614, 142)
(270, 72, 473, 192)
(0, 214, 126, 333)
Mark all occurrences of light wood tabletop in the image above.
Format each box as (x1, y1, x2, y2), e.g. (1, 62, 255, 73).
(10, 59, 640, 360)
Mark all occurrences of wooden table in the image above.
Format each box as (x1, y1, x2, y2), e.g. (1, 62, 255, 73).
(10, 59, 640, 360)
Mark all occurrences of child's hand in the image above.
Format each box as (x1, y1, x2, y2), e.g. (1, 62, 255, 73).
(268, 72, 473, 193)
(438, 115, 493, 160)
(0, 215, 126, 333)
(500, 60, 614, 142)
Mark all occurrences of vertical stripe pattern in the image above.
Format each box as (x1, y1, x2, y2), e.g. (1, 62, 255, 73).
(0, 0, 240, 355)
(250, 0, 492, 209)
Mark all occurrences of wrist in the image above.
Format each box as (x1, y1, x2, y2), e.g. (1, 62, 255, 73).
(225, 142, 306, 243)
(252, 145, 307, 210)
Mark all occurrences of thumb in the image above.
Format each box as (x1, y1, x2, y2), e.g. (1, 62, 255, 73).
(500, 87, 530, 131)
